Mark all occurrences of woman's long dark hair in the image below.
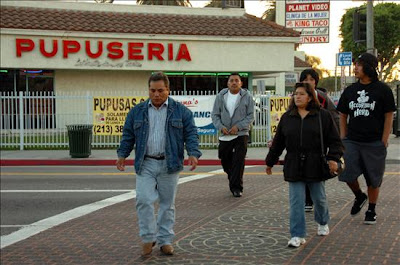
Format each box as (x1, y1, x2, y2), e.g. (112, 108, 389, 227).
(288, 83, 320, 111)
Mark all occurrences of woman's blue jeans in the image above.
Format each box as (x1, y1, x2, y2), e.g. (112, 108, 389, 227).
(289, 181, 330, 238)
(135, 158, 180, 246)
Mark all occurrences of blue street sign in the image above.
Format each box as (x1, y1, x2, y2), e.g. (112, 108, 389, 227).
(338, 52, 352, 66)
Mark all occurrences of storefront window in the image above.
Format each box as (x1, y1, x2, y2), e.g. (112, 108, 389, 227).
(0, 69, 54, 93)
(164, 72, 249, 94)
(167, 74, 184, 93)
(0, 69, 14, 93)
(185, 73, 216, 93)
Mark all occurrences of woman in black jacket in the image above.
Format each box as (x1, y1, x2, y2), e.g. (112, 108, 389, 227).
(265, 83, 344, 248)
(300, 69, 340, 212)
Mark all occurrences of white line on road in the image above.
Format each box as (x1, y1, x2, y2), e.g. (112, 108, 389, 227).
(1, 167, 252, 249)
(1, 190, 133, 193)
(1, 191, 136, 249)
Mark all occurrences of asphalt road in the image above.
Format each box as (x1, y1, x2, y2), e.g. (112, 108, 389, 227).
(1, 165, 236, 237)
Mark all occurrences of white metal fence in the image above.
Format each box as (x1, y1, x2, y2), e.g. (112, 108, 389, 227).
(1, 91, 278, 150)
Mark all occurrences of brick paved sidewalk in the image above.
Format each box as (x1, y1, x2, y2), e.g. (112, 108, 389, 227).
(1, 165, 399, 265)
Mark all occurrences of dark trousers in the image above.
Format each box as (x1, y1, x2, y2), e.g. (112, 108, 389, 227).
(305, 186, 313, 205)
(218, 135, 248, 193)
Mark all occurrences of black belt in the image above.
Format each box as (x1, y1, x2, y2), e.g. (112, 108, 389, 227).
(145, 155, 165, 160)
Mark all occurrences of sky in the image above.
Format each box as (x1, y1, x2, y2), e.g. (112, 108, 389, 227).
(113, 0, 394, 75)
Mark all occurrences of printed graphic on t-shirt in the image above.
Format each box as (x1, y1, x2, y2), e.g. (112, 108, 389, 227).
(349, 90, 376, 117)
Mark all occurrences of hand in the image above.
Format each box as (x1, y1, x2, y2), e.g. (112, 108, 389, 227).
(266, 166, 272, 175)
(267, 140, 273, 148)
(221, 127, 229, 135)
(188, 156, 198, 171)
(328, 160, 338, 174)
(229, 125, 238, 135)
(382, 139, 389, 147)
(116, 157, 126, 171)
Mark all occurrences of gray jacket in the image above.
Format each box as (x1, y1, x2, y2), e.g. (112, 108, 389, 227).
(211, 88, 254, 136)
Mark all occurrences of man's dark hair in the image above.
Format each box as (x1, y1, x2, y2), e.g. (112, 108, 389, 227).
(148, 72, 169, 87)
(228, 72, 242, 80)
(356, 55, 379, 82)
(299, 69, 319, 87)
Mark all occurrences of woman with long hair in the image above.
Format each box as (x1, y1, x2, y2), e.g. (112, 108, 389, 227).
(265, 83, 344, 248)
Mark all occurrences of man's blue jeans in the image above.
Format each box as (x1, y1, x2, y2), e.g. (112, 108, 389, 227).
(135, 158, 180, 246)
(289, 181, 330, 238)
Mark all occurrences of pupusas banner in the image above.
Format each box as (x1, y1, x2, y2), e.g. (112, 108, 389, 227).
(93, 96, 147, 135)
(270, 96, 291, 138)
(93, 95, 216, 135)
(173, 95, 217, 135)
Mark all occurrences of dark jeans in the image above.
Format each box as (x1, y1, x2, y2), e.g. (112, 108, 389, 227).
(218, 135, 248, 193)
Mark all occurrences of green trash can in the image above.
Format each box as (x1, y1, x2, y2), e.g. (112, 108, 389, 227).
(66, 124, 93, 158)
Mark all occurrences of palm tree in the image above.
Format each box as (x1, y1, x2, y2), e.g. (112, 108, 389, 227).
(205, 0, 222, 8)
(205, 0, 244, 8)
(261, 0, 276, 21)
(136, 0, 192, 7)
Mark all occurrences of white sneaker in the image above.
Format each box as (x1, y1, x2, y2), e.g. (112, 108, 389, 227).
(287, 237, 306, 248)
(317, 224, 330, 236)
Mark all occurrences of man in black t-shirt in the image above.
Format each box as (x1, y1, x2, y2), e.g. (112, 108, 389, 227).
(337, 53, 396, 225)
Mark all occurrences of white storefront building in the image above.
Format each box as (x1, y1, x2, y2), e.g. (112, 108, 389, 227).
(1, 1, 308, 149)
(1, 1, 301, 95)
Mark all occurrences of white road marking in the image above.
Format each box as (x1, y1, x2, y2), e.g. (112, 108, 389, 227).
(1, 167, 254, 249)
(1, 191, 136, 249)
(1, 190, 133, 193)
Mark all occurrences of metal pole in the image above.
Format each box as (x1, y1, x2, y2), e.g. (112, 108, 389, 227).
(19, 91, 24, 150)
(334, 53, 338, 92)
(366, 0, 375, 55)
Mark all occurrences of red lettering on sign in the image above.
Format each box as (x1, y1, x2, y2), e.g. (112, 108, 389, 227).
(301, 36, 329, 43)
(176, 44, 191, 61)
(286, 4, 311, 12)
(14, 38, 192, 62)
(39, 39, 58, 58)
(63, 40, 81, 58)
(128, 42, 144, 60)
(107, 42, 123, 59)
(16, 38, 35, 57)
(86, 41, 103, 59)
(148, 43, 164, 60)
(310, 3, 329, 11)
(168, 43, 173, 61)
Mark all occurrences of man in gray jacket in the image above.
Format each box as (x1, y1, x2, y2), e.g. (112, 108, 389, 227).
(212, 73, 254, 197)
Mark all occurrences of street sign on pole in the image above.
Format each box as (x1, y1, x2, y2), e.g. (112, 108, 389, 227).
(338, 52, 352, 66)
(340, 67, 346, 90)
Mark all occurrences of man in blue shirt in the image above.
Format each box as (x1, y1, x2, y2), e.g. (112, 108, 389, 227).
(116, 72, 201, 256)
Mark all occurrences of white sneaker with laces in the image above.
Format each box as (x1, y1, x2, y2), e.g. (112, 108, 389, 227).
(317, 224, 330, 236)
(287, 237, 306, 248)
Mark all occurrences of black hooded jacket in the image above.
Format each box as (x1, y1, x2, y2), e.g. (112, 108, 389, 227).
(265, 108, 344, 182)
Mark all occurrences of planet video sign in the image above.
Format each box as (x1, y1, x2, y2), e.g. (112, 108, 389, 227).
(285, 0, 330, 44)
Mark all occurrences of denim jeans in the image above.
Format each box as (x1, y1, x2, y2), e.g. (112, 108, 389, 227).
(135, 158, 180, 246)
(289, 181, 330, 238)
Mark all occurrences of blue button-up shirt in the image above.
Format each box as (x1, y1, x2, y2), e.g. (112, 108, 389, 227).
(146, 100, 168, 156)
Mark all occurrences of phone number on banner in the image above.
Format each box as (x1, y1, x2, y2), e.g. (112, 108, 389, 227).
(93, 124, 124, 135)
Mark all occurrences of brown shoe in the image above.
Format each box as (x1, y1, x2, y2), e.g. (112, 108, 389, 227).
(142, 242, 156, 256)
(160, 244, 174, 255)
